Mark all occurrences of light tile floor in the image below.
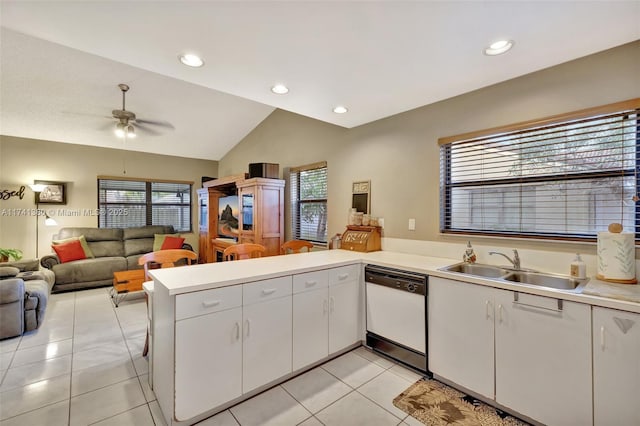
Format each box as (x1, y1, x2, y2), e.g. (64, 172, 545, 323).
(0, 288, 425, 426)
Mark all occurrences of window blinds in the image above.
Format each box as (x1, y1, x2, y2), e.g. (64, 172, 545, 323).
(440, 99, 640, 241)
(98, 178, 192, 232)
(290, 162, 328, 244)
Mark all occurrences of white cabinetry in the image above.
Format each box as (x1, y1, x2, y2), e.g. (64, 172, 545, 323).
(165, 263, 361, 424)
(495, 291, 592, 426)
(429, 277, 498, 399)
(593, 307, 640, 425)
(292, 265, 361, 370)
(174, 286, 243, 421)
(292, 270, 329, 370)
(429, 277, 592, 426)
(329, 265, 361, 353)
(242, 276, 292, 393)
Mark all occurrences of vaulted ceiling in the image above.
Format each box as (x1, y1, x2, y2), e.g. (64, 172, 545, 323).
(1, 1, 639, 160)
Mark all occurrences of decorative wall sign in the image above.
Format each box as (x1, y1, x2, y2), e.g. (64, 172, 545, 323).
(0, 185, 25, 201)
(34, 180, 67, 205)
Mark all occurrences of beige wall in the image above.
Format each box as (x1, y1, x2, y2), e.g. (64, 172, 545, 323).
(0, 136, 218, 258)
(220, 40, 640, 256)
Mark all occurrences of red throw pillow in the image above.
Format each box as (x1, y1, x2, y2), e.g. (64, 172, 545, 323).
(51, 240, 87, 263)
(161, 236, 185, 250)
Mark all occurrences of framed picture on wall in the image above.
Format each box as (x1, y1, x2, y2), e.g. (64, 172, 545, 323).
(34, 180, 67, 205)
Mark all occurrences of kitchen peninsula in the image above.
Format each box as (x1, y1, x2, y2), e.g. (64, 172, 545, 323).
(150, 249, 640, 426)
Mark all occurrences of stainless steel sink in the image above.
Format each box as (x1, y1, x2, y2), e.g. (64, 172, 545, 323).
(440, 263, 509, 278)
(503, 270, 584, 291)
(440, 262, 588, 292)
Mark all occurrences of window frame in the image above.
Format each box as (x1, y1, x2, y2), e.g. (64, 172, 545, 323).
(439, 98, 640, 243)
(289, 161, 328, 245)
(97, 176, 193, 232)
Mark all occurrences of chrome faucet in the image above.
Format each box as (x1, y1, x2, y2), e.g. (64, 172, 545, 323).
(489, 249, 521, 270)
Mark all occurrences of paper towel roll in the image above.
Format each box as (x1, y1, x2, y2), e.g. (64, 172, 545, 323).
(597, 231, 637, 284)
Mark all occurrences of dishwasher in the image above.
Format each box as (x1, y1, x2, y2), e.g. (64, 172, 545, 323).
(365, 265, 428, 373)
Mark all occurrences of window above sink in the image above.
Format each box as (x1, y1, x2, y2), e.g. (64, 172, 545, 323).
(438, 98, 640, 243)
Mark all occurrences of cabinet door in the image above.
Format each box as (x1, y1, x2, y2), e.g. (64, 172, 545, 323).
(329, 280, 360, 353)
(293, 288, 329, 370)
(495, 292, 592, 426)
(175, 307, 242, 421)
(593, 307, 640, 426)
(243, 296, 293, 393)
(428, 277, 496, 399)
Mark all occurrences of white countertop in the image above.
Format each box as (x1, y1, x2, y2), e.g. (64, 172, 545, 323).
(150, 249, 640, 314)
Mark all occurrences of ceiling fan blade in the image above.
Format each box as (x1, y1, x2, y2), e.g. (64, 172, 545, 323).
(135, 118, 175, 130)
(134, 122, 163, 136)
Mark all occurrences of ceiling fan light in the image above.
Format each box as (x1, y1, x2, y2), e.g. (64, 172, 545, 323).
(115, 122, 126, 138)
(126, 124, 136, 138)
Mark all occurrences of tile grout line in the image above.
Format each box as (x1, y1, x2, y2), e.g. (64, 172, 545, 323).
(67, 290, 77, 426)
(85, 401, 150, 425)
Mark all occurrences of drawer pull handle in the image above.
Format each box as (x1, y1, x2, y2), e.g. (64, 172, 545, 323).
(245, 319, 251, 337)
(485, 300, 490, 319)
(262, 288, 277, 295)
(497, 304, 503, 323)
(305, 281, 317, 287)
(600, 325, 605, 350)
(202, 300, 221, 308)
(513, 292, 563, 312)
(330, 297, 335, 313)
(338, 273, 349, 280)
(235, 322, 240, 340)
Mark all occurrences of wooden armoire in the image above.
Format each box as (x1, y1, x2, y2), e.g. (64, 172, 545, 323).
(197, 174, 284, 263)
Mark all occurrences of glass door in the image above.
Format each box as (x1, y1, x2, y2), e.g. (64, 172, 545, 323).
(241, 193, 254, 231)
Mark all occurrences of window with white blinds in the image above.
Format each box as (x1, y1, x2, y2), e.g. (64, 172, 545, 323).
(440, 99, 640, 241)
(290, 162, 328, 244)
(98, 178, 192, 232)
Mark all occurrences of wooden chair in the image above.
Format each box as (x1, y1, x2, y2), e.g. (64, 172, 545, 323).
(223, 243, 266, 261)
(138, 249, 198, 281)
(138, 249, 197, 357)
(281, 240, 314, 254)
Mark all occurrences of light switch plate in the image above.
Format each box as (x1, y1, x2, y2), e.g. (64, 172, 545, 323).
(408, 218, 416, 230)
(378, 218, 384, 228)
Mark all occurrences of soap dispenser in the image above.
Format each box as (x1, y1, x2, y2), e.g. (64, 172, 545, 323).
(463, 241, 477, 263)
(570, 253, 586, 279)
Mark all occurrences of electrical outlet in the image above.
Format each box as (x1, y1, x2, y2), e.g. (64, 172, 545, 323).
(378, 218, 384, 228)
(408, 218, 416, 230)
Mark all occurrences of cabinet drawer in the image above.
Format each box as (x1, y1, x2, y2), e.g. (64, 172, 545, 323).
(329, 264, 360, 285)
(244, 276, 292, 305)
(293, 270, 329, 294)
(176, 285, 242, 321)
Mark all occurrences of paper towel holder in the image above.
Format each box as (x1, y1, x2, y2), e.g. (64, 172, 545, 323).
(596, 222, 638, 285)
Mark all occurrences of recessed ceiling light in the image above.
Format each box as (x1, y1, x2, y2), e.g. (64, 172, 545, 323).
(484, 40, 514, 56)
(271, 84, 289, 94)
(179, 53, 204, 67)
(333, 106, 348, 114)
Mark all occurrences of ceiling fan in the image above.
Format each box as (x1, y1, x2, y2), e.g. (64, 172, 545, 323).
(111, 83, 174, 138)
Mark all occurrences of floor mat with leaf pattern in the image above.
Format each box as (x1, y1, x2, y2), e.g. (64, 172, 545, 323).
(393, 378, 530, 426)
